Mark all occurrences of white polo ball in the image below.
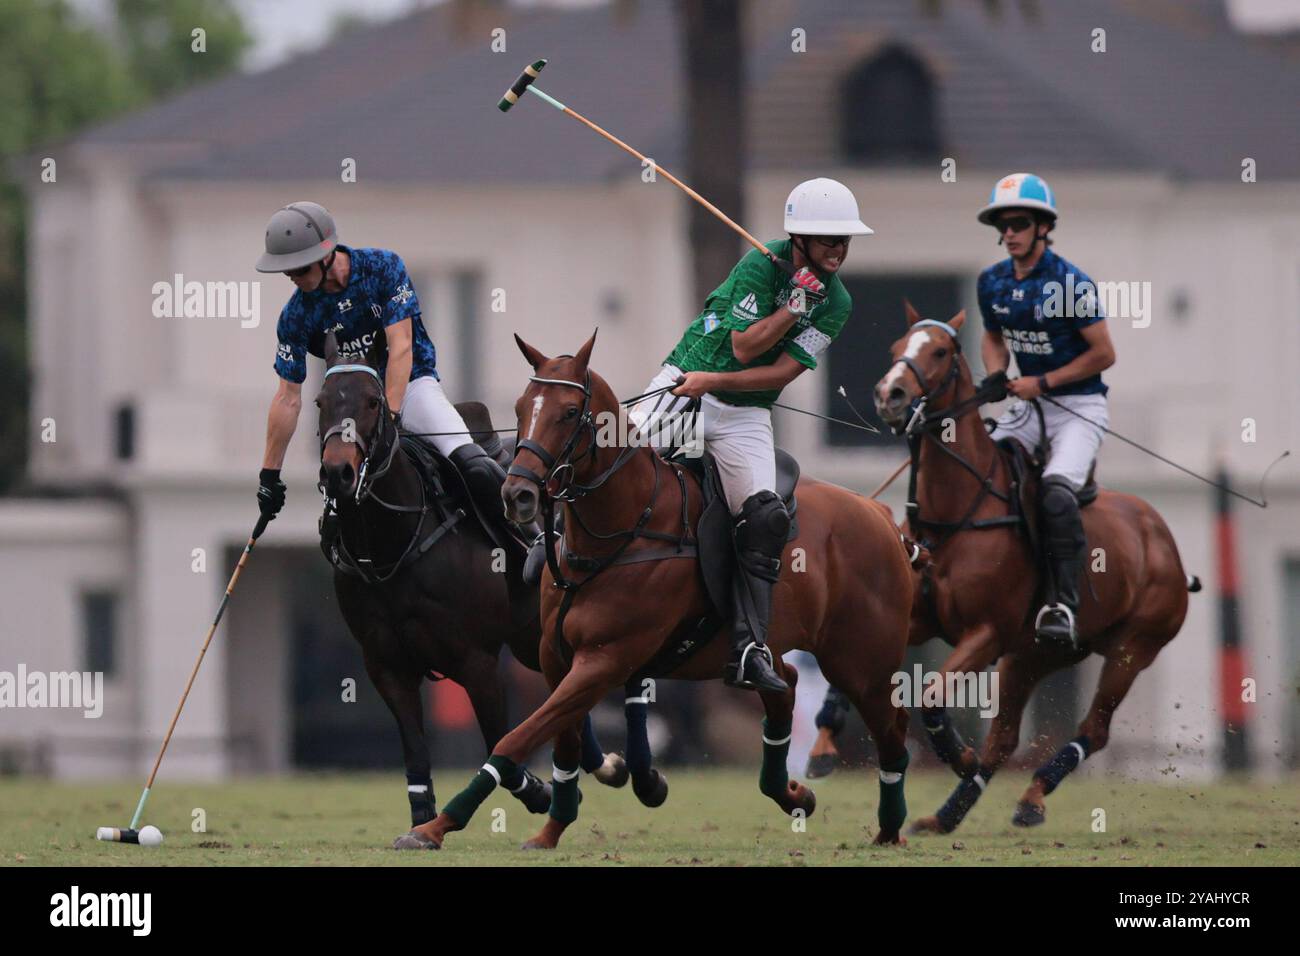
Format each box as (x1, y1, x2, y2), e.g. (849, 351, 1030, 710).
(138, 825, 164, 847)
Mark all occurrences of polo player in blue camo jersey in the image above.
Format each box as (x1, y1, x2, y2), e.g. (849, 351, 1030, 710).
(253, 201, 528, 548)
(976, 173, 1117, 649)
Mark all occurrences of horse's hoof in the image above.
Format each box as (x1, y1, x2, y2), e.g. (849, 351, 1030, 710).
(873, 831, 907, 846)
(515, 773, 553, 815)
(632, 769, 669, 808)
(1012, 800, 1046, 827)
(804, 753, 838, 779)
(521, 818, 564, 850)
(392, 831, 440, 850)
(784, 781, 817, 817)
(908, 815, 951, 835)
(593, 752, 630, 788)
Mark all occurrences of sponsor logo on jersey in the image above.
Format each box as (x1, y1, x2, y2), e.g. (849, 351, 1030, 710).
(992, 303, 1010, 315)
(276, 342, 294, 363)
(390, 283, 415, 306)
(1001, 328, 1055, 356)
(733, 292, 759, 321)
(337, 298, 354, 313)
(1011, 288, 1025, 301)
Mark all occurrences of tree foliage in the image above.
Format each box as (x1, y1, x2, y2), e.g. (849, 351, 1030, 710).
(0, 0, 249, 492)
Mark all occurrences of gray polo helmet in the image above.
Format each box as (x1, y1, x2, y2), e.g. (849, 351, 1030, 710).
(255, 201, 339, 272)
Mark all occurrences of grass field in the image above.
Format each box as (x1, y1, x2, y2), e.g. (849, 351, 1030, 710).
(2, 768, 1296, 866)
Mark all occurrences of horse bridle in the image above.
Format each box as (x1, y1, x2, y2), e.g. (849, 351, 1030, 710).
(889, 322, 1021, 545)
(507, 371, 687, 593)
(506, 371, 600, 503)
(318, 363, 402, 505)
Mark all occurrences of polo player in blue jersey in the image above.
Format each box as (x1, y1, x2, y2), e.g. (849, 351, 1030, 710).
(252, 201, 526, 548)
(976, 173, 1117, 649)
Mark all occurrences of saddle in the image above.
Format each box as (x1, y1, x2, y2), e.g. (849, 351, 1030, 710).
(629, 448, 800, 679)
(674, 449, 800, 618)
(994, 436, 1098, 580)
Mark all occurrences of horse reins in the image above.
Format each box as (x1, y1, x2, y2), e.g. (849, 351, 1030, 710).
(318, 363, 451, 584)
(890, 322, 1024, 547)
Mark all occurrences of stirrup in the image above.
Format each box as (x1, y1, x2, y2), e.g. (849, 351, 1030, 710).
(1034, 603, 1078, 648)
(725, 642, 788, 692)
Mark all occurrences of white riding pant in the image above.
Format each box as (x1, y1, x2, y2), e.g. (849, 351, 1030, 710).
(399, 375, 474, 457)
(987, 393, 1109, 491)
(628, 364, 775, 515)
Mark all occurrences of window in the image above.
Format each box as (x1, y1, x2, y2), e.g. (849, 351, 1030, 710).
(824, 273, 965, 447)
(82, 591, 117, 676)
(841, 45, 940, 164)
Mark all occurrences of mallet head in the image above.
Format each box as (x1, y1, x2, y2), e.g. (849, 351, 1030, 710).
(498, 58, 547, 112)
(97, 826, 140, 844)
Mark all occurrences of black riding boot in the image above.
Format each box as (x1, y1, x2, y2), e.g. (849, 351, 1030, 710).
(724, 491, 790, 693)
(449, 444, 540, 551)
(1036, 475, 1086, 649)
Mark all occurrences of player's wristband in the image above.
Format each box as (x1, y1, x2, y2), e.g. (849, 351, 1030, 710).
(1037, 375, 1051, 394)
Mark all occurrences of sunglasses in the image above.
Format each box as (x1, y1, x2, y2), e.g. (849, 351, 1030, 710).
(994, 216, 1034, 234)
(284, 264, 315, 278)
(812, 236, 850, 249)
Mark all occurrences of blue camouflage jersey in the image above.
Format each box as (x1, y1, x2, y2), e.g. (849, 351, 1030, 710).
(976, 248, 1107, 396)
(273, 245, 437, 384)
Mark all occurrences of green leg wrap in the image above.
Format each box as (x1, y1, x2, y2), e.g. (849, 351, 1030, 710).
(759, 718, 793, 799)
(549, 754, 580, 825)
(877, 748, 910, 834)
(443, 755, 518, 827)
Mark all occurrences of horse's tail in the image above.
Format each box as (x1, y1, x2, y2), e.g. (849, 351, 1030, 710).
(1187, 574, 1203, 593)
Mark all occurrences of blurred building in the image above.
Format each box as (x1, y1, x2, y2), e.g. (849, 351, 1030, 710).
(3, 0, 1299, 780)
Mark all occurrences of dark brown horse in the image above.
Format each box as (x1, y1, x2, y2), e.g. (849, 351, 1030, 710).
(395, 331, 915, 851)
(315, 336, 632, 836)
(868, 304, 1197, 832)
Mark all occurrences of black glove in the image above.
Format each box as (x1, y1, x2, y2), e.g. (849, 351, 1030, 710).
(257, 468, 287, 521)
(978, 370, 1009, 402)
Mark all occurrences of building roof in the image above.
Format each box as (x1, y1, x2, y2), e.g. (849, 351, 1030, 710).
(64, 0, 1300, 182)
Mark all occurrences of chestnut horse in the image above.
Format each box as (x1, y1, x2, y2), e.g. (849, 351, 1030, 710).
(872, 304, 1198, 832)
(315, 335, 634, 837)
(394, 331, 915, 851)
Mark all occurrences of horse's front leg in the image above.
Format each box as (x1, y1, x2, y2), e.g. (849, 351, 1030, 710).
(758, 659, 816, 817)
(918, 624, 1000, 778)
(362, 650, 437, 834)
(459, 650, 552, 815)
(399, 648, 628, 850)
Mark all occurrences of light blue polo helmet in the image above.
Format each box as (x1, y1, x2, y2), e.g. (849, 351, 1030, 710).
(977, 173, 1058, 225)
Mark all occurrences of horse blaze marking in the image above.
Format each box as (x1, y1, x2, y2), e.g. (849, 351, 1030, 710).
(882, 330, 933, 393)
(528, 395, 544, 439)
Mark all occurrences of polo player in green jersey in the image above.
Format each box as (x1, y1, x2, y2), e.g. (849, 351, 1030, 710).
(630, 178, 873, 692)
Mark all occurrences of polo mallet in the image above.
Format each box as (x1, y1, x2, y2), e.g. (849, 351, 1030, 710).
(499, 59, 796, 277)
(96, 514, 271, 845)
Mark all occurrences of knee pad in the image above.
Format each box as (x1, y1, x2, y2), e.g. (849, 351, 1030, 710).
(451, 443, 504, 480)
(1041, 476, 1080, 519)
(736, 490, 790, 553)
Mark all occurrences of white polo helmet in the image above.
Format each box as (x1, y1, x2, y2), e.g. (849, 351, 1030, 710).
(783, 178, 873, 236)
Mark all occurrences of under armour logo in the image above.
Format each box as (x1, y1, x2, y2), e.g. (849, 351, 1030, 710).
(337, 299, 353, 312)
(1011, 288, 1025, 301)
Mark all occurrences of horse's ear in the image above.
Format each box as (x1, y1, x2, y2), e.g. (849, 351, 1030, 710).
(324, 331, 340, 366)
(572, 329, 598, 376)
(514, 334, 548, 371)
(948, 309, 967, 331)
(904, 299, 923, 327)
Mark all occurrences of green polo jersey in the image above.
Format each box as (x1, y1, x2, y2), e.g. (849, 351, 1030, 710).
(664, 239, 852, 408)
